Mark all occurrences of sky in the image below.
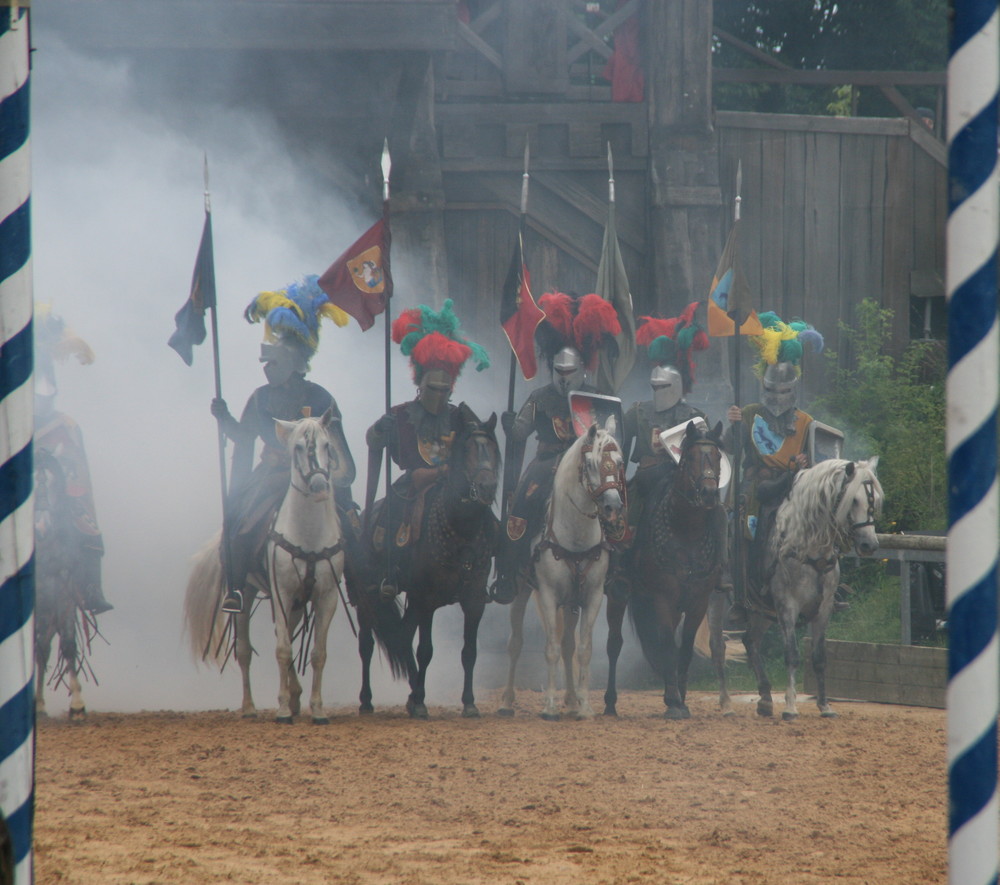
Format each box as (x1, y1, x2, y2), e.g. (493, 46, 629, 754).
(28, 21, 652, 716)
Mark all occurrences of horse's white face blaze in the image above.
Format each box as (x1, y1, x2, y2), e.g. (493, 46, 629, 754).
(289, 422, 333, 500)
(583, 430, 626, 534)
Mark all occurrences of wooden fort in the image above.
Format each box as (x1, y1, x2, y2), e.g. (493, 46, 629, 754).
(50, 0, 945, 402)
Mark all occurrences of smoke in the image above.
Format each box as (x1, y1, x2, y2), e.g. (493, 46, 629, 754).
(30, 21, 652, 716)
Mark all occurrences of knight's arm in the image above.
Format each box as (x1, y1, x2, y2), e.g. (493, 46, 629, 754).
(326, 397, 356, 489)
(621, 403, 639, 463)
(228, 397, 259, 491)
(757, 470, 796, 504)
(364, 412, 394, 516)
(501, 396, 534, 492)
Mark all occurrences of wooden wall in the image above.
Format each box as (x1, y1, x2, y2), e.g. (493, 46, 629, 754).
(439, 108, 947, 403)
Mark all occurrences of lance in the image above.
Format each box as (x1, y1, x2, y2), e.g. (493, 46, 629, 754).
(369, 139, 395, 592)
(201, 157, 239, 639)
(500, 138, 530, 524)
(728, 160, 746, 615)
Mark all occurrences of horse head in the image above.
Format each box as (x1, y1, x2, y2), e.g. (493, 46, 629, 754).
(453, 402, 501, 506)
(274, 408, 355, 500)
(676, 420, 726, 509)
(836, 456, 883, 556)
(579, 419, 627, 540)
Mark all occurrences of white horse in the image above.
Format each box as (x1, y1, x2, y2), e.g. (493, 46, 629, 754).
(730, 457, 883, 720)
(500, 419, 626, 720)
(183, 409, 352, 724)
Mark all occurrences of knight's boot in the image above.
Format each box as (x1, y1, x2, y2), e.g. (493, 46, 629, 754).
(604, 550, 632, 601)
(490, 535, 523, 604)
(84, 586, 114, 615)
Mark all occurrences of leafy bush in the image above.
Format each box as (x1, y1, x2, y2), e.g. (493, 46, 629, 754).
(810, 299, 946, 533)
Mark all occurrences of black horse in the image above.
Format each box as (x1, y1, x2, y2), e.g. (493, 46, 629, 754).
(605, 421, 727, 719)
(34, 447, 99, 718)
(359, 402, 501, 719)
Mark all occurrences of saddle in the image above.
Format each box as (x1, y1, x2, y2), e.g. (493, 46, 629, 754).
(369, 466, 445, 551)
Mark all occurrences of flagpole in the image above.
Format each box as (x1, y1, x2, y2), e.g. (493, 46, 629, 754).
(508, 139, 530, 416)
(728, 160, 745, 618)
(381, 140, 394, 587)
(203, 156, 237, 617)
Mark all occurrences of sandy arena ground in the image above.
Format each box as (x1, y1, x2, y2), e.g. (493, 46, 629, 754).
(34, 689, 947, 884)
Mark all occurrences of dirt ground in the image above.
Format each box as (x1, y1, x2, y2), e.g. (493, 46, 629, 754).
(33, 689, 947, 885)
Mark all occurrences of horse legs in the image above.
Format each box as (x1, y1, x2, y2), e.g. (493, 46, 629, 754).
(234, 609, 257, 718)
(274, 599, 299, 724)
(308, 581, 340, 725)
(535, 584, 563, 721)
(707, 590, 734, 716)
(571, 584, 605, 720)
(459, 599, 486, 718)
(743, 616, 774, 718)
(810, 590, 838, 718)
(498, 587, 530, 717)
(406, 607, 434, 720)
(35, 629, 52, 719)
(777, 607, 802, 720)
(59, 611, 86, 719)
(603, 594, 627, 717)
(357, 604, 376, 715)
(560, 604, 581, 717)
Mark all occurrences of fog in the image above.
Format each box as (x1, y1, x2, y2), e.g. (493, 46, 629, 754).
(29, 22, 655, 715)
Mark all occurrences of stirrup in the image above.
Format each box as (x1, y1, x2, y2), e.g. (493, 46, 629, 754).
(88, 600, 114, 615)
(221, 589, 244, 614)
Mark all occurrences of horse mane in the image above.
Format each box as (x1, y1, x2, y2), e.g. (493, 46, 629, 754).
(773, 459, 881, 556)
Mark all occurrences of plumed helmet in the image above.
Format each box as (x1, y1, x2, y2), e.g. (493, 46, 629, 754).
(535, 292, 622, 379)
(244, 274, 350, 372)
(391, 298, 490, 385)
(34, 304, 95, 401)
(635, 301, 709, 395)
(749, 311, 824, 416)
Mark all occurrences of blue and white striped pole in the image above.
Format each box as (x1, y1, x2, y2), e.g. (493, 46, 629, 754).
(0, 6, 33, 884)
(947, 3, 999, 885)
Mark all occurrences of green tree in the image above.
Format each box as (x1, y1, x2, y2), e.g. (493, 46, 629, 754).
(811, 299, 946, 533)
(713, 0, 948, 116)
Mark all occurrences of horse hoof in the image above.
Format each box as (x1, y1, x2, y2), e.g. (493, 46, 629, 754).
(781, 711, 799, 721)
(358, 704, 374, 716)
(407, 702, 429, 720)
(68, 707, 87, 720)
(722, 709, 737, 718)
(663, 708, 686, 721)
(539, 712, 561, 722)
(496, 707, 515, 718)
(275, 715, 294, 725)
(757, 702, 773, 718)
(462, 705, 480, 719)
(603, 706, 618, 718)
(820, 710, 838, 719)
(242, 711, 258, 720)
(312, 716, 330, 726)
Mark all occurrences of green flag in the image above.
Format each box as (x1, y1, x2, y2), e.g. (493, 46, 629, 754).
(594, 200, 636, 395)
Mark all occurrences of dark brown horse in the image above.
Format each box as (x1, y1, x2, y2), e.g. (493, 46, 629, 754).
(359, 402, 501, 719)
(605, 420, 726, 719)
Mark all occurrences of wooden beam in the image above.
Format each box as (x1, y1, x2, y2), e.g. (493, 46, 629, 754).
(458, 19, 503, 71)
(716, 110, 908, 136)
(533, 171, 645, 251)
(715, 68, 946, 87)
(566, 14, 614, 63)
(566, 0, 640, 64)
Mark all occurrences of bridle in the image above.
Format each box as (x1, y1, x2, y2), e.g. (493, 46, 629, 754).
(578, 438, 625, 507)
(289, 429, 331, 496)
(833, 467, 879, 536)
(675, 438, 722, 507)
(454, 427, 499, 506)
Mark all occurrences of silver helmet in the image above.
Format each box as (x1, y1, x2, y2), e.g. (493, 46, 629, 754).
(417, 367, 454, 416)
(553, 347, 585, 396)
(650, 365, 683, 412)
(761, 361, 798, 417)
(260, 340, 307, 387)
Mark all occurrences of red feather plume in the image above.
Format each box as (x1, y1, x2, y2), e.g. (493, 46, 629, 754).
(574, 294, 622, 369)
(391, 308, 423, 345)
(411, 332, 472, 379)
(537, 292, 574, 342)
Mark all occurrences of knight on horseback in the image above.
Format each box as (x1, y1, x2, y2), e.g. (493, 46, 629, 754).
(492, 292, 621, 604)
(608, 303, 711, 600)
(34, 306, 112, 616)
(363, 299, 491, 597)
(726, 311, 824, 625)
(211, 277, 361, 615)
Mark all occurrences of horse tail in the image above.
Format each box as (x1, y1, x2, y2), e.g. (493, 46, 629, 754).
(356, 591, 415, 680)
(182, 532, 228, 668)
(628, 592, 666, 676)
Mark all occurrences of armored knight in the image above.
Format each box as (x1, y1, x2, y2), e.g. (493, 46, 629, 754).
(34, 306, 113, 615)
(492, 291, 621, 604)
(212, 276, 359, 614)
(364, 300, 490, 593)
(727, 311, 823, 617)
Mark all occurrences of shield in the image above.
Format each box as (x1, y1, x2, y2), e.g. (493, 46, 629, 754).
(808, 420, 845, 464)
(568, 391, 624, 445)
(658, 417, 732, 496)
